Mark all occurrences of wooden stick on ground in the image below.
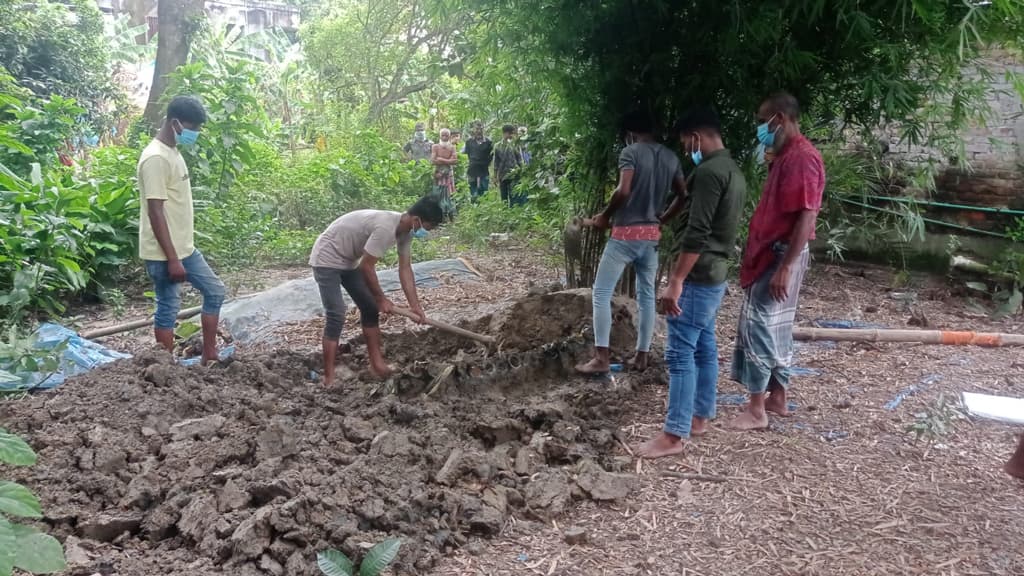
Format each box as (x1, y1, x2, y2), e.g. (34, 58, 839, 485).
(660, 471, 755, 483)
(391, 307, 496, 344)
(81, 306, 203, 340)
(793, 327, 1024, 347)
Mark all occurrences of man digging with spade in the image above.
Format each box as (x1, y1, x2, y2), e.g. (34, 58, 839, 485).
(309, 197, 443, 386)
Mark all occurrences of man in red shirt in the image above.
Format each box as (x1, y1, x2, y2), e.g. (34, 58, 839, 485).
(730, 92, 825, 431)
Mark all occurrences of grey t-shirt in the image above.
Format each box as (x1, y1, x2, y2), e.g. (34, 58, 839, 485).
(614, 142, 684, 227)
(309, 210, 411, 270)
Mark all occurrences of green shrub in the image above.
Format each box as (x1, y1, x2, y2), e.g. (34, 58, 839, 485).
(0, 428, 66, 575)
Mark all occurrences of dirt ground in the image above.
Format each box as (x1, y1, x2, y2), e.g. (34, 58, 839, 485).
(4, 253, 1024, 576)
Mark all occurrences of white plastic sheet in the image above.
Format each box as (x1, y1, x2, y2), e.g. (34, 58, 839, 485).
(219, 258, 481, 343)
(962, 392, 1024, 425)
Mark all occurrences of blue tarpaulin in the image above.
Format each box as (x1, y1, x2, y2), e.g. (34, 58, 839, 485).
(0, 323, 131, 392)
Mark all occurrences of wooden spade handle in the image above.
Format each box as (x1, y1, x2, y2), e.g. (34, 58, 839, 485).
(391, 307, 496, 344)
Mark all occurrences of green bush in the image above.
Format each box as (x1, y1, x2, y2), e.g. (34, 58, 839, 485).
(0, 161, 138, 324)
(0, 428, 66, 575)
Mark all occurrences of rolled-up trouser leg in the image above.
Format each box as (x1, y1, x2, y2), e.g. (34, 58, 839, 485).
(313, 267, 347, 340)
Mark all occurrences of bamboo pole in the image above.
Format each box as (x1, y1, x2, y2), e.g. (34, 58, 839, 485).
(390, 306, 496, 344)
(793, 326, 1024, 347)
(81, 306, 203, 340)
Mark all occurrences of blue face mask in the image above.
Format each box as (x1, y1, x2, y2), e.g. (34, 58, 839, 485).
(174, 121, 200, 147)
(689, 134, 703, 166)
(412, 219, 429, 239)
(756, 114, 778, 148)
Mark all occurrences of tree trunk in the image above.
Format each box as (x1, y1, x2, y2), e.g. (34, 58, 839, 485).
(143, 0, 205, 129)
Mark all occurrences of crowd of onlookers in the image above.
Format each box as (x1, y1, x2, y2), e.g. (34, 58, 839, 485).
(402, 120, 531, 216)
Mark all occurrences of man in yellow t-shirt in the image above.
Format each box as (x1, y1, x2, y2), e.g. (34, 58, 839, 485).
(137, 96, 226, 363)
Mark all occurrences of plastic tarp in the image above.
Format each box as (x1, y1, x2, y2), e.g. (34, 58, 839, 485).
(962, 392, 1024, 425)
(0, 323, 131, 392)
(220, 258, 481, 343)
(1, 259, 480, 392)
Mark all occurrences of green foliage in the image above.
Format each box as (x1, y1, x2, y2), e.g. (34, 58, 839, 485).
(0, 429, 66, 576)
(0, 158, 138, 322)
(0, 0, 114, 118)
(166, 58, 271, 199)
(0, 94, 84, 174)
(906, 394, 961, 444)
(243, 130, 433, 233)
(303, 0, 468, 129)
(317, 538, 401, 576)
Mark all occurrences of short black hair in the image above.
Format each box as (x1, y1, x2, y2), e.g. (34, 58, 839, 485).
(621, 109, 655, 134)
(763, 91, 800, 120)
(166, 95, 207, 125)
(408, 196, 443, 225)
(502, 124, 515, 134)
(674, 106, 722, 136)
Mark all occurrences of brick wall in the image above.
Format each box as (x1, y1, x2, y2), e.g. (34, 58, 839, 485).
(884, 50, 1024, 230)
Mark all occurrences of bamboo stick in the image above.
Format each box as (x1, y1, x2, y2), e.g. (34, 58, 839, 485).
(81, 306, 204, 340)
(793, 326, 1024, 347)
(390, 306, 496, 344)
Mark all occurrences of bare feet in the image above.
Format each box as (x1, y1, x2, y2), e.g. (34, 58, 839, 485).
(1005, 437, 1024, 480)
(636, 432, 684, 459)
(764, 391, 790, 417)
(690, 416, 710, 437)
(728, 407, 769, 431)
(368, 362, 394, 380)
(765, 379, 791, 416)
(627, 351, 649, 372)
(576, 347, 611, 375)
(575, 357, 610, 374)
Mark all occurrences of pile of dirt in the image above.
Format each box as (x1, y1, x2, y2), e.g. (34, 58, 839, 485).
(2, 290, 652, 575)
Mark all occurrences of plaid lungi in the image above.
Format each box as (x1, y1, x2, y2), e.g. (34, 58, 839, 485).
(731, 243, 810, 394)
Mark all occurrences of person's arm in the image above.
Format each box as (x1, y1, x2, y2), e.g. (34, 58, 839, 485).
(587, 168, 632, 229)
(359, 254, 393, 314)
(139, 156, 185, 282)
(660, 169, 721, 315)
(431, 144, 440, 165)
(659, 172, 690, 224)
(147, 200, 185, 282)
(769, 154, 824, 301)
(769, 210, 816, 301)
(397, 245, 425, 323)
(589, 146, 638, 228)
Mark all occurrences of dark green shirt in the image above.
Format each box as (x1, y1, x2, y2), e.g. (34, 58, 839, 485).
(677, 149, 746, 285)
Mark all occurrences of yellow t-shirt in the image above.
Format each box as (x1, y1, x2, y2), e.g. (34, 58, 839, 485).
(137, 139, 195, 261)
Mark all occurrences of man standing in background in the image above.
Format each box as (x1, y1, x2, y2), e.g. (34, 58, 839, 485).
(518, 125, 531, 165)
(403, 122, 433, 162)
(730, 92, 825, 431)
(494, 124, 524, 206)
(137, 95, 226, 364)
(464, 121, 493, 201)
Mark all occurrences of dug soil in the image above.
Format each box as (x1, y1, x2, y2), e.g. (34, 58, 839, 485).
(3, 289, 656, 575)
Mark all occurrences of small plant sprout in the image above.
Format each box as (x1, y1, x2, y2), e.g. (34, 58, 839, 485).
(317, 538, 401, 576)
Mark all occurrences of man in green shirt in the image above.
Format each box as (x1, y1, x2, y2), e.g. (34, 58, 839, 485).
(638, 107, 747, 459)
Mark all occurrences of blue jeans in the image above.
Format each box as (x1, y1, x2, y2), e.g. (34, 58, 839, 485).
(145, 250, 226, 329)
(592, 239, 658, 352)
(664, 281, 727, 438)
(469, 175, 490, 200)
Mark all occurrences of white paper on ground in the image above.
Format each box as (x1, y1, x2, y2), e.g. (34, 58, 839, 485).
(962, 392, 1024, 425)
